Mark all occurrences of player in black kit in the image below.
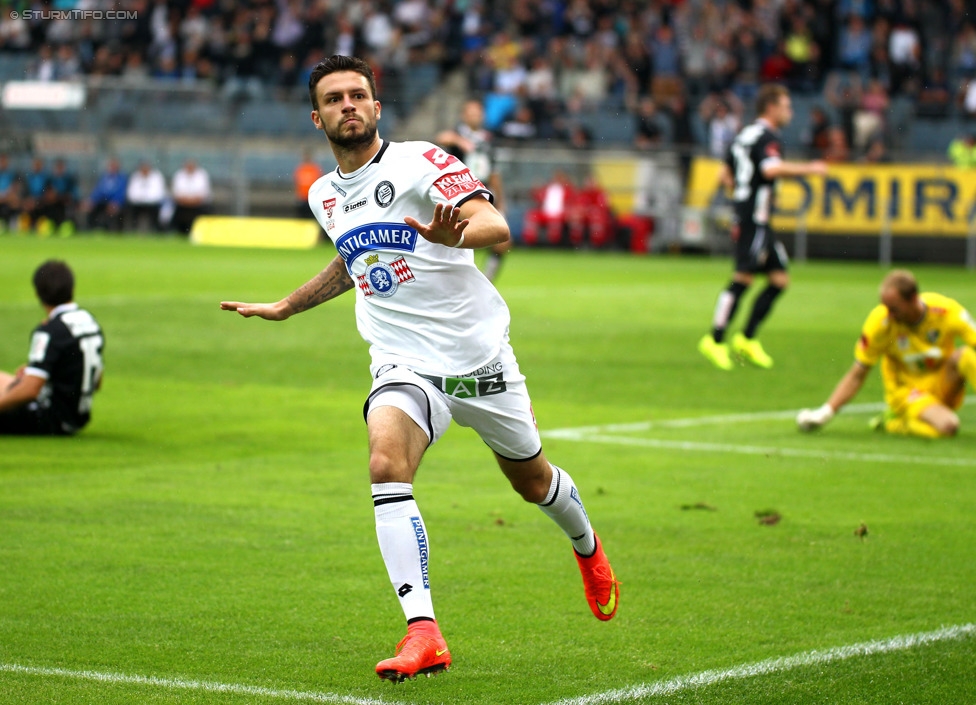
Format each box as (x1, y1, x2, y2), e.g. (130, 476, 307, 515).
(0, 260, 104, 434)
(698, 84, 827, 371)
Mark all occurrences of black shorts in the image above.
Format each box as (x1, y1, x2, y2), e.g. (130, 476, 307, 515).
(732, 221, 789, 274)
(0, 404, 69, 435)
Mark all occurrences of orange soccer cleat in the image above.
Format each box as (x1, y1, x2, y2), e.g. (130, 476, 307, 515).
(375, 620, 452, 683)
(574, 534, 620, 621)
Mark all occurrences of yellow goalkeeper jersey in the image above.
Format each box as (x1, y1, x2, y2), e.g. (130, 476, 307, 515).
(855, 292, 976, 395)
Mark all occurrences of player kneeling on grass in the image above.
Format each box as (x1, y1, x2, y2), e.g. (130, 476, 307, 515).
(797, 269, 976, 438)
(221, 55, 619, 684)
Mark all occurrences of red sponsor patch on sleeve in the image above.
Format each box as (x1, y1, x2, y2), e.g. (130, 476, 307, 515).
(858, 334, 869, 349)
(322, 198, 336, 217)
(765, 142, 781, 158)
(423, 147, 459, 170)
(434, 169, 485, 200)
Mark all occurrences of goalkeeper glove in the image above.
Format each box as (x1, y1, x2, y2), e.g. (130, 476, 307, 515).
(796, 403, 834, 431)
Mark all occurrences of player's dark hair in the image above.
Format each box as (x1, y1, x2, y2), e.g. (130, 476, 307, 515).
(33, 259, 74, 307)
(881, 270, 918, 301)
(756, 84, 789, 116)
(308, 55, 378, 109)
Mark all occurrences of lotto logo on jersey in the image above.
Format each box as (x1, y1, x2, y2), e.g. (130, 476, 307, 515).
(434, 169, 484, 200)
(423, 147, 459, 170)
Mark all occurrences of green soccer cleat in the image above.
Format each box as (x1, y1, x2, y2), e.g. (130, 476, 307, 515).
(732, 333, 773, 369)
(698, 334, 733, 371)
(869, 410, 895, 432)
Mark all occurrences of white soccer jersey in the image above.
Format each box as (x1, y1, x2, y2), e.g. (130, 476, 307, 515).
(308, 140, 511, 375)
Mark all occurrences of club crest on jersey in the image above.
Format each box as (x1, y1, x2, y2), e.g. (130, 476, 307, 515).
(434, 168, 484, 199)
(374, 180, 395, 208)
(322, 198, 336, 218)
(357, 253, 415, 298)
(927, 329, 940, 343)
(423, 147, 460, 170)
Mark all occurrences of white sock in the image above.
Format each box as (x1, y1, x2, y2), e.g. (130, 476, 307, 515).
(372, 482, 435, 622)
(537, 466, 596, 556)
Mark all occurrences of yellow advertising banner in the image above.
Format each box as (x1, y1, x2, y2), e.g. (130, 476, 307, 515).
(686, 157, 976, 237)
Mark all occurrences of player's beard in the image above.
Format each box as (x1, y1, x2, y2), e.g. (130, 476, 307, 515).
(326, 117, 378, 150)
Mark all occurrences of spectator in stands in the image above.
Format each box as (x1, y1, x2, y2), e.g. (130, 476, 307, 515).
(566, 176, 615, 249)
(853, 78, 889, 151)
(293, 149, 323, 219)
(634, 96, 664, 150)
(823, 126, 852, 162)
(960, 77, 976, 120)
(28, 44, 57, 81)
(521, 169, 577, 247)
(826, 71, 863, 151)
(126, 161, 167, 232)
(948, 133, 976, 168)
(761, 40, 794, 84)
(0, 153, 23, 233)
(170, 159, 212, 235)
(705, 30, 739, 95)
(860, 136, 891, 163)
(784, 15, 821, 92)
(498, 103, 539, 142)
(802, 105, 833, 159)
(700, 91, 743, 159)
(916, 67, 953, 119)
(649, 24, 683, 101)
(20, 157, 49, 232)
(82, 158, 127, 232)
(888, 20, 921, 94)
(38, 159, 78, 236)
(732, 29, 763, 103)
(950, 22, 976, 83)
(837, 14, 873, 79)
(682, 23, 712, 99)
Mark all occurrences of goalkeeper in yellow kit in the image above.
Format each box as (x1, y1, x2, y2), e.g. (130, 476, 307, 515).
(797, 270, 976, 438)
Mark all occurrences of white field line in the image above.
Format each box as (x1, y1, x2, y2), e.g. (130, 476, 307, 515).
(0, 663, 404, 705)
(549, 432, 976, 467)
(3, 624, 972, 705)
(542, 396, 976, 440)
(541, 398, 976, 467)
(543, 401, 905, 438)
(544, 623, 976, 705)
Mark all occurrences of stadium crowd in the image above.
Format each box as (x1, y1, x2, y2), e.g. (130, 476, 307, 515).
(2, 0, 976, 157)
(0, 152, 211, 235)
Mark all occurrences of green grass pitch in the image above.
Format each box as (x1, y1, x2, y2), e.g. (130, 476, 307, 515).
(1, 235, 974, 704)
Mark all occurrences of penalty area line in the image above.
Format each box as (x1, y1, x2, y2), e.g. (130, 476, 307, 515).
(543, 397, 976, 438)
(544, 433, 976, 467)
(544, 623, 976, 705)
(0, 663, 405, 705)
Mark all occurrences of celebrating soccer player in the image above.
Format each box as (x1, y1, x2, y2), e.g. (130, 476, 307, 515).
(220, 55, 619, 683)
(699, 84, 828, 371)
(797, 269, 976, 437)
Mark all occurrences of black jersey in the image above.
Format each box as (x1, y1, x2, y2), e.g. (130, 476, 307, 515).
(725, 119, 783, 227)
(24, 302, 104, 433)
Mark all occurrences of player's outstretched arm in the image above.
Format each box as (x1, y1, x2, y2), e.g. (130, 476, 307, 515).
(221, 254, 354, 320)
(405, 198, 509, 249)
(796, 361, 870, 431)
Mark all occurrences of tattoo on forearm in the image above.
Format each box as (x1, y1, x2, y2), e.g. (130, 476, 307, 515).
(288, 258, 353, 313)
